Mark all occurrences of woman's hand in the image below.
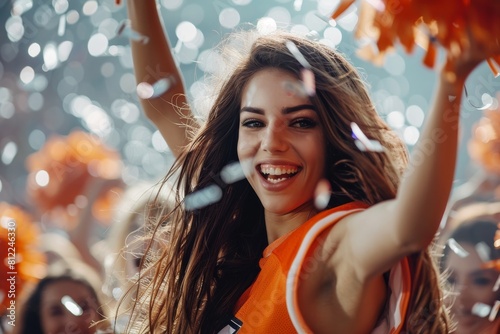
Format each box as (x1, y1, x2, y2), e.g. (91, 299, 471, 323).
(442, 26, 500, 84)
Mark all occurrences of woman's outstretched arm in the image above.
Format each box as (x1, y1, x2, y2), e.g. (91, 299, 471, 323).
(125, 0, 198, 157)
(337, 37, 498, 281)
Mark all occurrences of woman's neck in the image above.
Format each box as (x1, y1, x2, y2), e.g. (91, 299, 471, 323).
(264, 204, 318, 243)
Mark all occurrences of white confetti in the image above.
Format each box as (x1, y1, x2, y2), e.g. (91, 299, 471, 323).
(489, 300, 500, 322)
(220, 160, 252, 184)
(493, 274, 500, 292)
(471, 302, 491, 318)
(282, 80, 308, 98)
(447, 238, 470, 258)
(58, 15, 66, 37)
(351, 122, 384, 152)
(301, 68, 316, 96)
(116, 20, 149, 44)
(314, 179, 331, 210)
(475, 242, 491, 262)
(305, 30, 320, 41)
(61, 295, 83, 316)
(293, 0, 303, 11)
(286, 41, 311, 69)
(136, 77, 175, 99)
(184, 184, 223, 210)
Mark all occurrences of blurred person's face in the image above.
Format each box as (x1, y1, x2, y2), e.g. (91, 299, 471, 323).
(40, 280, 101, 334)
(446, 243, 500, 334)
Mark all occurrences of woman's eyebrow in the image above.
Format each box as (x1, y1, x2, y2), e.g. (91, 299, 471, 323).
(240, 106, 263, 114)
(240, 104, 317, 114)
(282, 104, 317, 114)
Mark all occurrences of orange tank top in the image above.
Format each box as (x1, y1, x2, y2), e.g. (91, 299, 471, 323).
(218, 202, 412, 334)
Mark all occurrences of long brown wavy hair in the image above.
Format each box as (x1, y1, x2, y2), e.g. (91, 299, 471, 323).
(121, 30, 450, 333)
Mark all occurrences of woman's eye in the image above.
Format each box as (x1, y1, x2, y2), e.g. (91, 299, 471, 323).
(473, 277, 493, 286)
(291, 118, 316, 128)
(241, 119, 264, 128)
(447, 276, 456, 285)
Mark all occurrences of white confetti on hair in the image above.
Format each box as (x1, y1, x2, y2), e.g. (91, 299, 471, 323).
(220, 159, 253, 184)
(351, 122, 384, 152)
(285, 40, 311, 69)
(184, 184, 223, 211)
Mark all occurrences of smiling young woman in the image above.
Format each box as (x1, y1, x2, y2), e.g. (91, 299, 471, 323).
(114, 1, 500, 333)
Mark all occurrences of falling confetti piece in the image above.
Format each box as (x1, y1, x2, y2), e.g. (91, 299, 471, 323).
(493, 275, 500, 292)
(184, 184, 223, 211)
(305, 31, 320, 41)
(283, 80, 309, 98)
(293, 0, 303, 11)
(447, 238, 470, 258)
(286, 41, 311, 69)
(301, 68, 316, 96)
(61, 295, 83, 316)
(136, 82, 154, 99)
(472, 302, 491, 318)
(115, 20, 149, 44)
(464, 86, 493, 110)
(58, 15, 66, 37)
(475, 242, 491, 262)
(314, 179, 331, 210)
(136, 77, 175, 99)
(351, 122, 384, 152)
(489, 300, 500, 321)
(150, 77, 175, 98)
(220, 160, 252, 184)
(12, 0, 33, 16)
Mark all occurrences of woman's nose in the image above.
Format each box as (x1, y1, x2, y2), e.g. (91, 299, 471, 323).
(261, 123, 288, 153)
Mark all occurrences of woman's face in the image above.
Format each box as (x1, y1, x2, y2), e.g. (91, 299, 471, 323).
(237, 68, 326, 216)
(40, 280, 101, 334)
(445, 243, 500, 334)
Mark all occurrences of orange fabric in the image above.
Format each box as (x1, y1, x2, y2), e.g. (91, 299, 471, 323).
(233, 201, 415, 333)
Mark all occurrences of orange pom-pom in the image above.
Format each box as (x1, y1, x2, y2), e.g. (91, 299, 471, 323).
(26, 131, 122, 212)
(0, 203, 46, 313)
(333, 0, 500, 74)
(468, 106, 500, 175)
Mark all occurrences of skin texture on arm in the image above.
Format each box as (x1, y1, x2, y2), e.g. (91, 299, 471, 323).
(125, 0, 198, 158)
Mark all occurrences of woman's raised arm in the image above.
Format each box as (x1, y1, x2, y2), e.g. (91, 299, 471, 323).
(338, 37, 498, 281)
(125, 0, 198, 157)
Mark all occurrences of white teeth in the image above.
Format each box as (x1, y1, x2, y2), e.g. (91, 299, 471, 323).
(260, 166, 298, 175)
